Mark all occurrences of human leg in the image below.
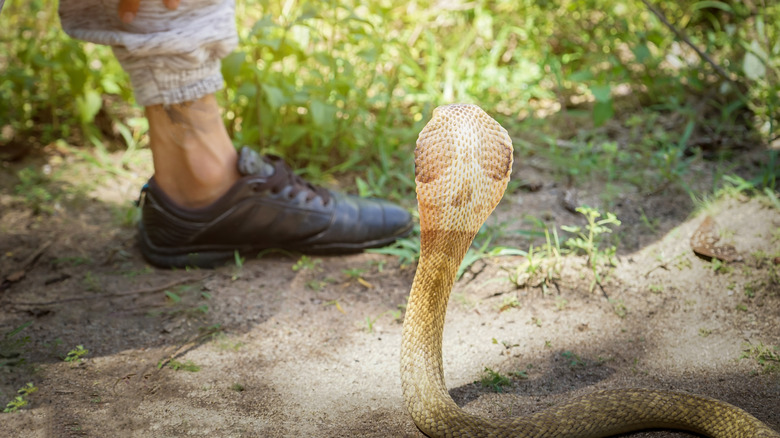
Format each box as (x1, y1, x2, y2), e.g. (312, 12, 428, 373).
(146, 95, 240, 208)
(60, 0, 240, 208)
(59, 0, 412, 268)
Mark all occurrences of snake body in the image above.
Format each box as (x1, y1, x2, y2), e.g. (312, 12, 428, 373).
(400, 104, 779, 438)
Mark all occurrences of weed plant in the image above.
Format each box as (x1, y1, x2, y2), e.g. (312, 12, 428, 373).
(1, 2, 132, 147)
(476, 367, 513, 393)
(741, 342, 780, 374)
(0, 322, 31, 369)
(562, 206, 621, 291)
(509, 225, 564, 293)
(167, 359, 201, 372)
(3, 383, 37, 413)
(2, 0, 777, 201)
(63, 345, 88, 363)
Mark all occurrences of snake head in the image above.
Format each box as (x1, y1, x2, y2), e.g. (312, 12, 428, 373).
(414, 104, 513, 234)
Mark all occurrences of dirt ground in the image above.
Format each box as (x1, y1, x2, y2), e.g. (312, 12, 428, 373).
(1, 144, 779, 437)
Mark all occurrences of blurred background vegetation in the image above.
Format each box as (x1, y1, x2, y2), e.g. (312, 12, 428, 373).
(0, 0, 778, 200)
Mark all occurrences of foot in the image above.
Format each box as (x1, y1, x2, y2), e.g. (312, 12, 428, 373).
(137, 147, 413, 268)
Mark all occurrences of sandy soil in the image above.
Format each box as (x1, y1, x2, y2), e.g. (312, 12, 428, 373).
(1, 147, 778, 437)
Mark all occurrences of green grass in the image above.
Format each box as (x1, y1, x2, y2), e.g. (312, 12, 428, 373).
(14, 167, 57, 215)
(165, 290, 182, 304)
(458, 236, 527, 280)
(63, 345, 88, 363)
(362, 309, 403, 333)
(147, 285, 213, 319)
(741, 342, 780, 373)
(292, 255, 322, 272)
(0, 322, 32, 369)
(231, 250, 246, 281)
(476, 367, 513, 393)
(2, 0, 777, 204)
(561, 351, 587, 368)
(609, 299, 628, 318)
(342, 268, 368, 280)
(167, 359, 201, 372)
(371, 221, 527, 278)
(213, 333, 246, 352)
(3, 383, 38, 413)
(562, 206, 621, 292)
(496, 295, 522, 312)
(508, 224, 564, 292)
(368, 234, 420, 267)
(710, 259, 732, 275)
(554, 296, 569, 311)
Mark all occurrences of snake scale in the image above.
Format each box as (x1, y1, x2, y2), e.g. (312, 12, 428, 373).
(400, 104, 779, 438)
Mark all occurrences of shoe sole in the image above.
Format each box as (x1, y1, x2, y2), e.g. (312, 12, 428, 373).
(137, 223, 413, 269)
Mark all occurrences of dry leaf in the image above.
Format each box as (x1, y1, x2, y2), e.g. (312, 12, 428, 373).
(690, 216, 740, 262)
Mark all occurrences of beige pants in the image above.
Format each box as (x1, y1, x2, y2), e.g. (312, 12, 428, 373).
(58, 0, 237, 106)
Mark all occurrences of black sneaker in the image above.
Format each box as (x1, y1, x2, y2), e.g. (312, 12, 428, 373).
(137, 147, 413, 268)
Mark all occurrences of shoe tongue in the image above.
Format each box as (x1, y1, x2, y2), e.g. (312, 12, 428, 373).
(238, 147, 275, 178)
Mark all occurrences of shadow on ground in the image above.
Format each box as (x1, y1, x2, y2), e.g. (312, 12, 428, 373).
(1, 148, 778, 437)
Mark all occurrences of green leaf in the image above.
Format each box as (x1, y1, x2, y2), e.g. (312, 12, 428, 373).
(165, 290, 181, 303)
(489, 247, 527, 257)
(357, 47, 378, 63)
(356, 177, 372, 197)
(100, 77, 121, 94)
(643, 30, 664, 47)
(593, 100, 614, 126)
(280, 125, 308, 147)
(221, 51, 246, 88)
(295, 7, 319, 23)
(250, 15, 277, 36)
(261, 84, 286, 110)
(236, 82, 257, 99)
(256, 38, 282, 51)
(568, 69, 593, 82)
(743, 40, 766, 81)
(692, 1, 733, 13)
(75, 89, 102, 124)
(5, 321, 32, 338)
(677, 120, 695, 148)
(309, 100, 336, 127)
(590, 84, 611, 103)
(632, 44, 651, 63)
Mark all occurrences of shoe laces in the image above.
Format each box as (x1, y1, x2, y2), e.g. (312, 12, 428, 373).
(268, 157, 331, 205)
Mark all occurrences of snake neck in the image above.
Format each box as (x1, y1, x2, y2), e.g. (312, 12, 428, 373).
(401, 229, 475, 434)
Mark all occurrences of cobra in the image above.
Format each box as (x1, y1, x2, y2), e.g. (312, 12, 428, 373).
(400, 104, 778, 438)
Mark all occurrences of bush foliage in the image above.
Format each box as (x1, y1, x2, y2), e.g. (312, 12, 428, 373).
(1, 0, 777, 194)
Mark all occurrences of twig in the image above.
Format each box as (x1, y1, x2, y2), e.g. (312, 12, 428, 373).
(155, 325, 222, 373)
(597, 281, 610, 301)
(639, 0, 738, 86)
(112, 325, 222, 395)
(644, 263, 670, 278)
(464, 261, 488, 284)
(6, 274, 211, 307)
(0, 240, 53, 292)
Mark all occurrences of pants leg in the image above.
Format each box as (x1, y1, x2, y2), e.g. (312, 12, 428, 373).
(58, 0, 238, 106)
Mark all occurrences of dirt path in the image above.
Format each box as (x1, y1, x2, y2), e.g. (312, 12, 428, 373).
(1, 149, 778, 437)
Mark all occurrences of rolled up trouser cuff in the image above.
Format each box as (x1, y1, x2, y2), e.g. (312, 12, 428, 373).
(116, 56, 227, 106)
(58, 0, 237, 106)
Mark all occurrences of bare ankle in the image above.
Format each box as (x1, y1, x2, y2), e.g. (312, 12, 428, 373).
(146, 95, 240, 208)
